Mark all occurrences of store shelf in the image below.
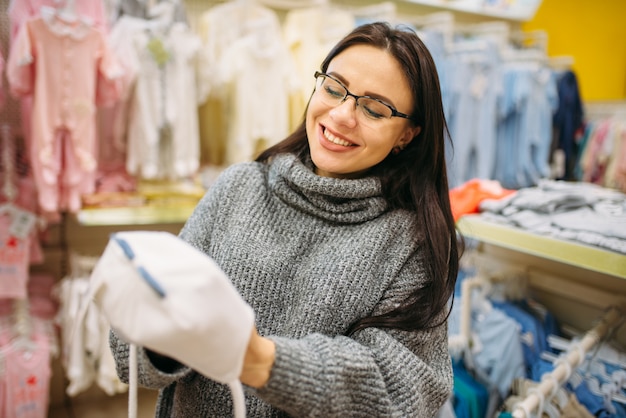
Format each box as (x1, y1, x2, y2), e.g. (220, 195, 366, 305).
(456, 215, 626, 279)
(404, 0, 543, 21)
(76, 180, 205, 226)
(75, 205, 196, 226)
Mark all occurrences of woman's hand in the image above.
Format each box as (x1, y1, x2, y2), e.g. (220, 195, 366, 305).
(240, 327, 275, 388)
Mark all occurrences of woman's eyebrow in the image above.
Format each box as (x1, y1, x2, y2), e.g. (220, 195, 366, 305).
(327, 71, 397, 106)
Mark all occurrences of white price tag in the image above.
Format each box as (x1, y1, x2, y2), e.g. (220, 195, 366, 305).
(470, 73, 488, 99)
(9, 208, 37, 239)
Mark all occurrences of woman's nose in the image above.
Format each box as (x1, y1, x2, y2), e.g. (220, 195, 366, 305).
(329, 96, 358, 127)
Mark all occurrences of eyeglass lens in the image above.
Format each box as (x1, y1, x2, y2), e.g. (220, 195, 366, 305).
(315, 74, 394, 121)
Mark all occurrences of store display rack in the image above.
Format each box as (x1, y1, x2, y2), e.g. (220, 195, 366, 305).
(75, 205, 196, 226)
(456, 215, 626, 279)
(404, 0, 543, 21)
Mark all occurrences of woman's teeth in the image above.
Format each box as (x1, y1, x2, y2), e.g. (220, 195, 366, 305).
(324, 129, 352, 147)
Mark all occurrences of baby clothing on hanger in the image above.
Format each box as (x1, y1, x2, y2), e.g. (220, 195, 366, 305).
(1, 317, 53, 418)
(54, 268, 127, 397)
(7, 7, 123, 214)
(217, 18, 300, 165)
(108, 15, 203, 180)
(0, 206, 38, 300)
(282, 6, 355, 120)
(7, 1, 110, 216)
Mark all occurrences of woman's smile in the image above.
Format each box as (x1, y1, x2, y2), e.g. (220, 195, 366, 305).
(322, 126, 356, 148)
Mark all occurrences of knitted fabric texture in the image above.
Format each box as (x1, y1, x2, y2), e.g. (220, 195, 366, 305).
(110, 153, 453, 417)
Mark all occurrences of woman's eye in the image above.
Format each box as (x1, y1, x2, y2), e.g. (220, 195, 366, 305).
(325, 85, 344, 98)
(362, 104, 385, 119)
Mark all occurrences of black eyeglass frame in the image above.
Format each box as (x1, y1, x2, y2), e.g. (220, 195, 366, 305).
(314, 71, 413, 121)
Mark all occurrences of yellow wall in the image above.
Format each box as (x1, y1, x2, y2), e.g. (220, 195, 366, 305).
(523, 0, 626, 101)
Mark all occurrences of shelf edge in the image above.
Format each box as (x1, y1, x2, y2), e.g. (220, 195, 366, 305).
(457, 215, 626, 279)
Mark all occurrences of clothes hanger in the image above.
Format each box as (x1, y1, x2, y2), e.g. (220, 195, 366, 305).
(401, 10, 455, 30)
(54, 0, 78, 22)
(147, 0, 176, 31)
(529, 306, 626, 418)
(455, 21, 510, 45)
(585, 375, 626, 406)
(501, 47, 547, 72)
(258, 0, 328, 8)
(400, 11, 455, 52)
(40, 0, 93, 30)
(539, 350, 623, 414)
(455, 21, 511, 59)
(510, 29, 548, 54)
(548, 55, 574, 71)
(547, 318, 626, 369)
(338, 1, 397, 22)
(502, 29, 549, 67)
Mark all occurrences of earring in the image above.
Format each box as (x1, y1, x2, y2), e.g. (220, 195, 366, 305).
(392, 144, 405, 155)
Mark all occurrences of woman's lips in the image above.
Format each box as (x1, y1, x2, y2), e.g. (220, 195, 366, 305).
(324, 128, 353, 146)
(319, 126, 356, 151)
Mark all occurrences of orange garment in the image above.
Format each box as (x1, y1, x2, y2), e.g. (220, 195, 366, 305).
(449, 178, 516, 221)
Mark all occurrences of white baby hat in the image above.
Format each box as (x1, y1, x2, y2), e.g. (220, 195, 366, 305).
(87, 231, 255, 417)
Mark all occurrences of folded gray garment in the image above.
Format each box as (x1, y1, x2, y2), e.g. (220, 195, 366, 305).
(476, 203, 626, 254)
(480, 180, 626, 216)
(511, 188, 597, 214)
(508, 209, 552, 231)
(475, 180, 626, 253)
(479, 192, 518, 214)
(551, 206, 626, 240)
(538, 179, 624, 200)
(480, 187, 595, 215)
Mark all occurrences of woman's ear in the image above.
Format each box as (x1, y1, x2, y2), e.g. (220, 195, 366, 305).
(399, 125, 421, 149)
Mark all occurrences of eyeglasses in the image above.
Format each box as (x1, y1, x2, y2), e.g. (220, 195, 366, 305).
(313, 71, 413, 122)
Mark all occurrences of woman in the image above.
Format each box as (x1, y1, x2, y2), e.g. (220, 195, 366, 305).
(110, 21, 461, 417)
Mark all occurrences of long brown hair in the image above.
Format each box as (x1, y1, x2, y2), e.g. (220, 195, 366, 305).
(256, 22, 462, 334)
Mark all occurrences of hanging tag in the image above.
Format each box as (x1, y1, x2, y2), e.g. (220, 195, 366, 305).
(470, 73, 488, 99)
(147, 37, 170, 67)
(9, 208, 37, 239)
(470, 331, 483, 355)
(159, 123, 173, 178)
(538, 68, 551, 84)
(159, 123, 173, 157)
(159, 123, 173, 145)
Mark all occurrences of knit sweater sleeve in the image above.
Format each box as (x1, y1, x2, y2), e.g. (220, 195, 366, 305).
(109, 329, 190, 389)
(254, 253, 453, 418)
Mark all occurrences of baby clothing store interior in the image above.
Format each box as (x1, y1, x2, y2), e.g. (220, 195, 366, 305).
(0, 0, 625, 417)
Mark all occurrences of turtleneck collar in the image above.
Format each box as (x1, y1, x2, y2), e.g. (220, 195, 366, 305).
(268, 154, 388, 224)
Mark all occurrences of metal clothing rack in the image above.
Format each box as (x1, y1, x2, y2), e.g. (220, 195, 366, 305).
(511, 305, 625, 418)
(448, 246, 531, 353)
(456, 214, 626, 416)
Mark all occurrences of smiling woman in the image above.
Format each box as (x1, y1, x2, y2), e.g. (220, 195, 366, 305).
(109, 21, 462, 418)
(306, 44, 420, 178)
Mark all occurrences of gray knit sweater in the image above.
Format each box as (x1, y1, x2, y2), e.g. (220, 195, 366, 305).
(110, 153, 452, 417)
